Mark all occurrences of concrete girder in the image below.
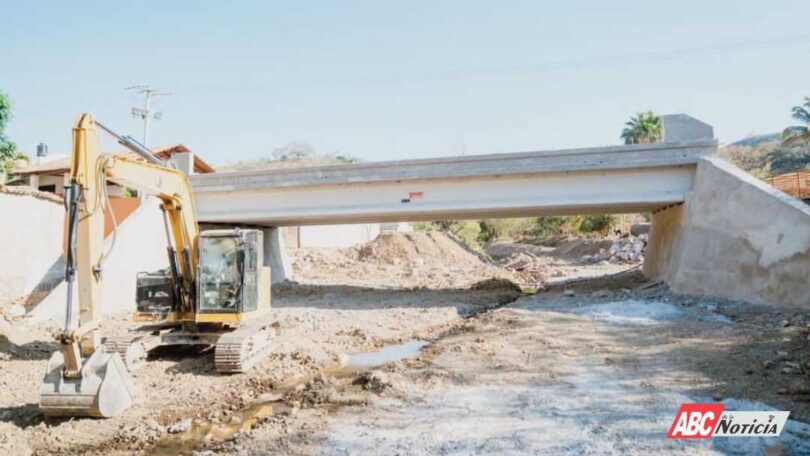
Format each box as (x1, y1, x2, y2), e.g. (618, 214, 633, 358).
(193, 166, 697, 226)
(191, 141, 715, 226)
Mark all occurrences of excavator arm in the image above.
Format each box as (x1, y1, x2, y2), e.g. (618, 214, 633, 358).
(66, 113, 200, 355)
(40, 113, 200, 417)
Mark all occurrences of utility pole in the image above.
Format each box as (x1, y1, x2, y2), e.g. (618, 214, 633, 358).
(126, 85, 170, 146)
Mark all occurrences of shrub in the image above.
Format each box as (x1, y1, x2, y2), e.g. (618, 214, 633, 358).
(532, 216, 571, 236)
(413, 221, 438, 231)
(477, 218, 534, 244)
(577, 214, 617, 233)
(449, 220, 483, 250)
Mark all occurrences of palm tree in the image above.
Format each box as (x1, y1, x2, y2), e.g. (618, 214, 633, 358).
(621, 111, 662, 145)
(782, 97, 810, 146)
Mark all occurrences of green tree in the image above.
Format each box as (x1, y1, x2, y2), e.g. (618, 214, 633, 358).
(533, 216, 570, 236)
(767, 144, 810, 175)
(782, 96, 810, 146)
(578, 214, 617, 233)
(0, 90, 26, 180)
(621, 111, 663, 145)
(718, 144, 773, 178)
(271, 141, 314, 161)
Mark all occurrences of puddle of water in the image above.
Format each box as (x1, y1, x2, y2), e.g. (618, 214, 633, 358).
(346, 340, 427, 369)
(569, 300, 682, 326)
(148, 401, 287, 456)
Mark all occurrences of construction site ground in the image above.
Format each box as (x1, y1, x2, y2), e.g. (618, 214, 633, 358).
(2, 232, 810, 455)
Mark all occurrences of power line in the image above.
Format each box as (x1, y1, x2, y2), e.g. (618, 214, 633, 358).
(358, 33, 810, 85)
(177, 32, 810, 92)
(451, 33, 810, 77)
(126, 85, 171, 146)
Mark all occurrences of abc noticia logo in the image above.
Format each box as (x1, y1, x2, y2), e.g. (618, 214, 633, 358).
(667, 403, 790, 438)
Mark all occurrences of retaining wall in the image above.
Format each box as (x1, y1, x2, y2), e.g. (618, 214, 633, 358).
(645, 156, 810, 308)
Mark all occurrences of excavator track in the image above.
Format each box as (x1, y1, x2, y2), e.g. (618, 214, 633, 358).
(103, 333, 162, 372)
(214, 320, 276, 374)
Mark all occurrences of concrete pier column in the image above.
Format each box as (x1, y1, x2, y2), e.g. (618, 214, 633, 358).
(262, 227, 294, 284)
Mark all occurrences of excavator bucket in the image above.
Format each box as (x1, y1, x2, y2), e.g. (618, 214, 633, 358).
(39, 347, 135, 418)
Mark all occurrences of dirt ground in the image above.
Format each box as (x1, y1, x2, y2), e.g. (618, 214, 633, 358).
(2, 232, 810, 455)
(292, 232, 626, 289)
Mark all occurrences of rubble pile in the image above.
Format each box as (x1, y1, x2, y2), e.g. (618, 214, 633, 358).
(496, 252, 547, 284)
(581, 234, 648, 264)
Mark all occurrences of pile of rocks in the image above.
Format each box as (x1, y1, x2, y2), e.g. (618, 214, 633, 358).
(580, 234, 648, 264)
(498, 252, 547, 283)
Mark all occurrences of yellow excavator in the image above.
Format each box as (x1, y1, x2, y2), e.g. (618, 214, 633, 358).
(39, 114, 274, 418)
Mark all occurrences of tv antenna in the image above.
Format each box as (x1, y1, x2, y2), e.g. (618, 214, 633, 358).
(126, 85, 171, 146)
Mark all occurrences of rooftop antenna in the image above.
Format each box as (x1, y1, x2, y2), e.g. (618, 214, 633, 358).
(126, 85, 171, 146)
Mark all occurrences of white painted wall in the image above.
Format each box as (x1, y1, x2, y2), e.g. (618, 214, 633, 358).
(299, 223, 382, 248)
(18, 199, 170, 322)
(30, 174, 67, 194)
(0, 192, 65, 303)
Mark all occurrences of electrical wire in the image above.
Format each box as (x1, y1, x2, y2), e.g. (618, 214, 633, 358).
(83, 155, 118, 270)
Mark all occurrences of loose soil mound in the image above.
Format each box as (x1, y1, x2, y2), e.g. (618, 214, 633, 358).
(292, 232, 518, 289)
(356, 232, 485, 268)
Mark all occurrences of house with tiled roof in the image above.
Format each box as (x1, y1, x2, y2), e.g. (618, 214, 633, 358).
(14, 143, 214, 195)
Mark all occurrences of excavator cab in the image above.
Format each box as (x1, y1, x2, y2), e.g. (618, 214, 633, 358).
(198, 229, 263, 315)
(135, 229, 268, 319)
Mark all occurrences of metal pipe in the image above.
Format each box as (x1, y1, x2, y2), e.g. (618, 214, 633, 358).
(176, 208, 196, 309)
(95, 120, 165, 166)
(64, 184, 80, 331)
(160, 205, 184, 310)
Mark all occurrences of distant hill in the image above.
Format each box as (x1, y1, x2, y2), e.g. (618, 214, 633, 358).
(721, 132, 810, 178)
(727, 133, 781, 148)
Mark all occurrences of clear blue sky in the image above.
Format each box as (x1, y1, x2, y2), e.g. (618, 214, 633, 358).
(2, 1, 809, 165)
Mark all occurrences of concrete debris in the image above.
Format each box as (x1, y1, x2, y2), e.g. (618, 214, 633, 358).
(353, 371, 392, 393)
(113, 419, 165, 449)
(581, 234, 648, 265)
(167, 418, 192, 434)
(252, 392, 283, 404)
(496, 252, 547, 284)
(630, 223, 650, 236)
(6, 304, 25, 318)
(0, 316, 35, 346)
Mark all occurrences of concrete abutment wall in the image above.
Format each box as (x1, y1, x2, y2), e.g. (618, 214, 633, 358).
(645, 156, 810, 308)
